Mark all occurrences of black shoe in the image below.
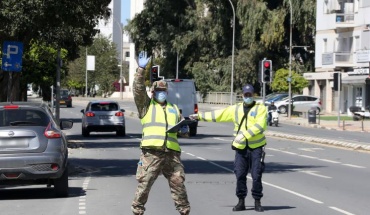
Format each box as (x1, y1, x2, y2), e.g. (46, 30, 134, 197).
(254, 200, 264, 212)
(232, 198, 246, 211)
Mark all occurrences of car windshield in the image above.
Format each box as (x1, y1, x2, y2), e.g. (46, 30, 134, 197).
(0, 109, 50, 127)
(90, 103, 118, 111)
(61, 90, 69, 96)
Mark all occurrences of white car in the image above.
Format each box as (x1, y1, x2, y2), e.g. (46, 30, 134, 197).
(27, 88, 33, 96)
(275, 95, 322, 114)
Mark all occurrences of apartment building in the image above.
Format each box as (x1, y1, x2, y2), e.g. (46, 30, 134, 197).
(304, 0, 370, 114)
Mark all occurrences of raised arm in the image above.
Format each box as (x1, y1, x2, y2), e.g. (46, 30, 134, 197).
(133, 52, 151, 119)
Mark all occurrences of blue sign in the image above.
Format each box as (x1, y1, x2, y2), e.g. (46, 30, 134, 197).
(2, 41, 23, 72)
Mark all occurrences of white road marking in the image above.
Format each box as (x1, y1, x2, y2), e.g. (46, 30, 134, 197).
(342, 164, 366, 168)
(213, 137, 230, 142)
(79, 176, 90, 215)
(292, 169, 331, 179)
(181, 150, 361, 214)
(329, 206, 356, 215)
(299, 155, 317, 159)
(318, 159, 341, 164)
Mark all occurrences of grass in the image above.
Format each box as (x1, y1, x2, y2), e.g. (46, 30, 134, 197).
(318, 116, 354, 121)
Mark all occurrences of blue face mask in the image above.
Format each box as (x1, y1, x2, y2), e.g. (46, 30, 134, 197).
(155, 91, 167, 103)
(243, 97, 254, 105)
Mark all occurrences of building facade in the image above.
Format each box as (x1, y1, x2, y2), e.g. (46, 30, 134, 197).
(304, 0, 370, 114)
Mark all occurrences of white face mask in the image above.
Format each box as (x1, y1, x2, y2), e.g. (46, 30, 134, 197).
(155, 91, 167, 103)
(243, 97, 254, 105)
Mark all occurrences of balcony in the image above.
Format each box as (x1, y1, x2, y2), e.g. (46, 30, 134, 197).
(335, 13, 355, 28)
(322, 52, 354, 68)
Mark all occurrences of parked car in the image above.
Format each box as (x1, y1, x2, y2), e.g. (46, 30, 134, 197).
(255, 93, 289, 105)
(0, 102, 73, 197)
(275, 95, 322, 114)
(81, 101, 126, 137)
(27, 88, 33, 96)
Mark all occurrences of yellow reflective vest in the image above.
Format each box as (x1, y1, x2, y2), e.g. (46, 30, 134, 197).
(198, 102, 267, 150)
(140, 100, 181, 152)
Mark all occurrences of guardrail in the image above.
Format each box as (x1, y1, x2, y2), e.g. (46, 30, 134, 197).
(196, 92, 243, 104)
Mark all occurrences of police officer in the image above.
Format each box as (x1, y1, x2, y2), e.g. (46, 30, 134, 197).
(131, 52, 190, 215)
(190, 84, 267, 212)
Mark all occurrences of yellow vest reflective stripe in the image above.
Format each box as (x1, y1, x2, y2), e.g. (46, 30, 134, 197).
(140, 100, 181, 151)
(231, 103, 267, 149)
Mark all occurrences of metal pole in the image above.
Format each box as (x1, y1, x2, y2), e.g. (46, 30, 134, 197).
(338, 73, 341, 127)
(228, 0, 235, 105)
(288, 0, 292, 119)
(176, 53, 179, 79)
(113, 19, 124, 100)
(85, 48, 88, 97)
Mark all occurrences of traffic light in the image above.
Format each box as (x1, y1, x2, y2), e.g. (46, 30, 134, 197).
(333, 72, 341, 91)
(151, 65, 160, 83)
(261, 60, 272, 83)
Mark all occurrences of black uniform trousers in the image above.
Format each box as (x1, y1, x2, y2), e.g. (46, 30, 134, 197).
(233, 146, 265, 200)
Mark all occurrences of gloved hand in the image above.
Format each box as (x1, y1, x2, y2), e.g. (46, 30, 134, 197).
(189, 114, 198, 120)
(234, 133, 245, 144)
(138, 51, 150, 68)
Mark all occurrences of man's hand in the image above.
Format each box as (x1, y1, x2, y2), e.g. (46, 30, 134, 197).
(189, 114, 198, 120)
(234, 133, 245, 144)
(138, 51, 150, 69)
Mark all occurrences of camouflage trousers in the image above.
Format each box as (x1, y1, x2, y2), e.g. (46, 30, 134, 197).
(132, 149, 191, 215)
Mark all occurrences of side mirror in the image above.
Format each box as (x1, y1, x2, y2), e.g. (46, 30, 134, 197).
(60, 120, 73, 130)
(81, 109, 85, 113)
(121, 109, 125, 112)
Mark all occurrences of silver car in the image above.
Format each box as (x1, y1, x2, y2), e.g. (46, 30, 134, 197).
(81, 101, 126, 137)
(275, 95, 322, 114)
(0, 102, 73, 197)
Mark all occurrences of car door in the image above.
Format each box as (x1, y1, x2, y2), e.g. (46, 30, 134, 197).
(292, 96, 307, 112)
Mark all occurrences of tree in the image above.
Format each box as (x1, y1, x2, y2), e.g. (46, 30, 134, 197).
(125, 0, 316, 94)
(0, 0, 111, 101)
(67, 35, 120, 96)
(271, 68, 308, 93)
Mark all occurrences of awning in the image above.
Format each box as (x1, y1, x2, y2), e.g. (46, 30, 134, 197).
(341, 75, 369, 84)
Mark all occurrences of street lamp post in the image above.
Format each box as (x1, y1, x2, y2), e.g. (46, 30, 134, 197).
(113, 19, 123, 99)
(228, 0, 235, 105)
(288, 0, 293, 119)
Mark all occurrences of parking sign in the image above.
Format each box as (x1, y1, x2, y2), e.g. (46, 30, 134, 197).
(2, 41, 23, 72)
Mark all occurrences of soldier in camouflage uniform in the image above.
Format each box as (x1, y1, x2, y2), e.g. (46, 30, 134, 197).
(131, 52, 191, 215)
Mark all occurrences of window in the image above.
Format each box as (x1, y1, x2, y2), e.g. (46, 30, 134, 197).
(125, 51, 130, 57)
(323, 38, 327, 53)
(355, 36, 360, 51)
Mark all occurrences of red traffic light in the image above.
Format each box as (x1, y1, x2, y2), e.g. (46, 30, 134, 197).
(263, 61, 270, 68)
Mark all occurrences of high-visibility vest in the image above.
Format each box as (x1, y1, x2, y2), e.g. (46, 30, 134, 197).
(140, 100, 181, 151)
(198, 102, 267, 149)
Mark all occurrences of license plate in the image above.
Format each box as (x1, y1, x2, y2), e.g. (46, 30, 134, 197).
(60, 101, 65, 104)
(99, 115, 110, 119)
(0, 138, 29, 148)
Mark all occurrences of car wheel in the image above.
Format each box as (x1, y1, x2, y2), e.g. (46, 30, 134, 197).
(54, 167, 69, 198)
(279, 106, 287, 114)
(116, 127, 126, 136)
(316, 107, 321, 115)
(67, 103, 72, 108)
(82, 127, 90, 137)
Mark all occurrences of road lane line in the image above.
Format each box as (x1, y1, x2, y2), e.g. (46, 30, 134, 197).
(329, 206, 355, 215)
(299, 155, 318, 159)
(79, 176, 90, 215)
(213, 137, 230, 142)
(318, 159, 341, 164)
(186, 153, 195, 156)
(186, 153, 324, 204)
(342, 164, 366, 168)
(292, 169, 331, 179)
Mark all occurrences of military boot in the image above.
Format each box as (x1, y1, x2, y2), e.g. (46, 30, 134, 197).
(232, 198, 246, 211)
(254, 199, 264, 212)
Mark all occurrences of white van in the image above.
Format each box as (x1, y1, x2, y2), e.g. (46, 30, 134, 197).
(164, 79, 198, 136)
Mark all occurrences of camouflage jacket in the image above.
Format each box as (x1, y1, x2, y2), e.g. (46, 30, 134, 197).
(133, 67, 152, 119)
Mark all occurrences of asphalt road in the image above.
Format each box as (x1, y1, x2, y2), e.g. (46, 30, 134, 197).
(0, 100, 369, 215)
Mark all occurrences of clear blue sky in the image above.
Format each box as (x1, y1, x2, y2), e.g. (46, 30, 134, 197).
(121, 0, 130, 26)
